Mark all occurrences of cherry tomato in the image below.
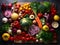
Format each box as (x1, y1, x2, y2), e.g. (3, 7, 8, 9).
(8, 3, 12, 8)
(15, 3, 20, 9)
(25, 34, 30, 37)
(13, 21, 21, 29)
(29, 37, 33, 40)
(32, 37, 36, 41)
(26, 38, 30, 41)
(21, 32, 26, 36)
(37, 13, 43, 18)
(10, 37, 14, 41)
(22, 37, 25, 41)
(25, 10, 30, 14)
(13, 21, 19, 26)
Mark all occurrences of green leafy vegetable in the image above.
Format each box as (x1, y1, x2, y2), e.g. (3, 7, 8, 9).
(0, 23, 10, 33)
(36, 30, 53, 42)
(30, 2, 40, 16)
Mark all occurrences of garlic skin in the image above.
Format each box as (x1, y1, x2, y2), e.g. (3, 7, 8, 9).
(17, 29, 21, 34)
(2, 17, 8, 23)
(7, 29, 12, 34)
(36, 39, 39, 42)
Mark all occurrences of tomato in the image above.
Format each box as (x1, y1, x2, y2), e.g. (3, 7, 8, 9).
(25, 10, 29, 14)
(10, 37, 14, 41)
(37, 13, 43, 18)
(26, 38, 30, 41)
(8, 3, 12, 8)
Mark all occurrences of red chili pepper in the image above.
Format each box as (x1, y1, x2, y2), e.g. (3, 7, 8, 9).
(51, 10, 56, 15)
(51, 4, 56, 15)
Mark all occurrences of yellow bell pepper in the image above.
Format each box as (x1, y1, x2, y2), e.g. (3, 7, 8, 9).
(2, 33, 10, 41)
(28, 8, 31, 10)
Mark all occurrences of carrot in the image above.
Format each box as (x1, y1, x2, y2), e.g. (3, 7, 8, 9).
(35, 16, 42, 29)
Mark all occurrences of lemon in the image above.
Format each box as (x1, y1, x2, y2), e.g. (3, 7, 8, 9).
(54, 15, 59, 21)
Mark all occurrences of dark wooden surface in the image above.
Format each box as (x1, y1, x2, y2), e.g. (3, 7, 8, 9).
(0, 0, 60, 45)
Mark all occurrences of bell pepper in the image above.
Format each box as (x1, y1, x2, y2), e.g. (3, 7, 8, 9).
(2, 33, 10, 41)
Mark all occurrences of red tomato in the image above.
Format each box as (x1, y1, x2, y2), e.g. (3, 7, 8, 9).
(32, 37, 36, 41)
(37, 13, 43, 18)
(26, 38, 30, 41)
(13, 21, 21, 29)
(21, 32, 26, 36)
(22, 37, 25, 41)
(29, 37, 33, 40)
(15, 3, 20, 9)
(25, 34, 30, 37)
(10, 37, 14, 41)
(16, 3, 20, 7)
(14, 36, 19, 41)
(13, 21, 19, 26)
(8, 3, 12, 8)
(16, 6, 19, 9)
(25, 10, 30, 14)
